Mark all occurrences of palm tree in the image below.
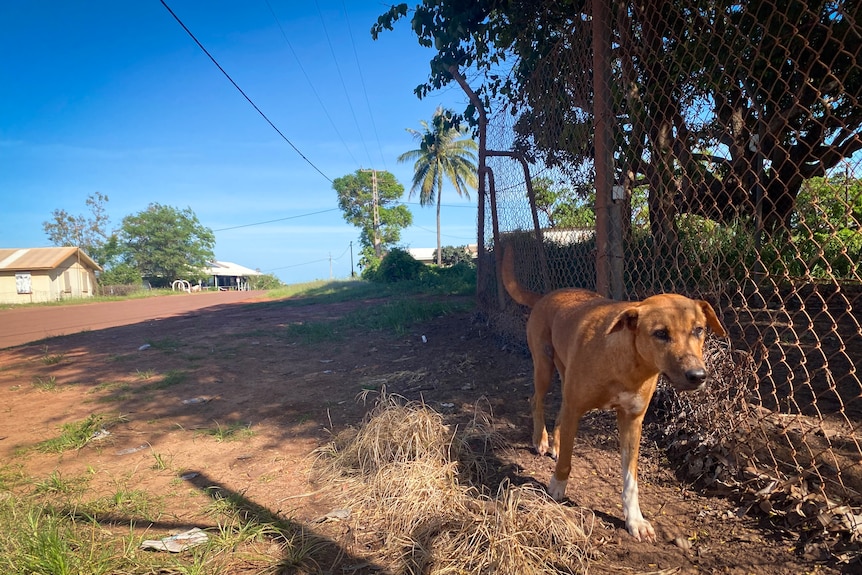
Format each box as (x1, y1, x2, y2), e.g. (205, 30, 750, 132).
(398, 107, 478, 265)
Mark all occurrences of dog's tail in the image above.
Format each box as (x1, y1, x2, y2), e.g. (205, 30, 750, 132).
(501, 246, 543, 308)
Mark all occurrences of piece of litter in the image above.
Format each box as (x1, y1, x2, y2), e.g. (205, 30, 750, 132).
(440, 402, 455, 408)
(421, 335, 427, 343)
(314, 509, 351, 523)
(116, 444, 148, 455)
(138, 343, 151, 351)
(180, 472, 199, 480)
(141, 528, 209, 553)
(91, 429, 111, 440)
(182, 397, 208, 405)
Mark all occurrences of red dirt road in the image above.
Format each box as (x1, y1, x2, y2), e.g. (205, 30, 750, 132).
(0, 291, 266, 349)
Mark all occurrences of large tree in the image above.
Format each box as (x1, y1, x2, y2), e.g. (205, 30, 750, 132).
(333, 170, 412, 265)
(117, 203, 215, 287)
(373, 0, 862, 244)
(42, 192, 111, 262)
(398, 107, 478, 265)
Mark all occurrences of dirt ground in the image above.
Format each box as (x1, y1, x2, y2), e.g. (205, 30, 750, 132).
(0, 292, 849, 574)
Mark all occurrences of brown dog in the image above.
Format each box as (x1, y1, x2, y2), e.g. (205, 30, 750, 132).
(502, 247, 726, 541)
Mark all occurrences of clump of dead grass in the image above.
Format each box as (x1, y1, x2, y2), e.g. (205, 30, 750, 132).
(315, 389, 594, 574)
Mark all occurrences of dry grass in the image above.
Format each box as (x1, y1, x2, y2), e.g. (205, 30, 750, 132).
(315, 389, 594, 574)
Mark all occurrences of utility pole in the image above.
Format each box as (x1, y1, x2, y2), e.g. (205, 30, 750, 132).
(349, 241, 355, 277)
(361, 168, 381, 257)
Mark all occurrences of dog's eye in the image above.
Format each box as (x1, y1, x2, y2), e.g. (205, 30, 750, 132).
(693, 326, 704, 338)
(653, 329, 670, 341)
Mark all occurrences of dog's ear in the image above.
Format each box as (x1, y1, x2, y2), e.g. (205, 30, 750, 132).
(607, 307, 639, 334)
(699, 300, 727, 337)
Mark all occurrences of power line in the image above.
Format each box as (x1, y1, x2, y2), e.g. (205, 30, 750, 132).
(409, 223, 475, 242)
(213, 202, 474, 234)
(159, 0, 333, 183)
(341, 0, 388, 171)
(314, 0, 374, 169)
(264, 0, 360, 168)
(213, 208, 341, 232)
(265, 242, 352, 272)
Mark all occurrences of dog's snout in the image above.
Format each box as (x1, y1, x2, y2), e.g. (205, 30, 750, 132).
(685, 368, 707, 386)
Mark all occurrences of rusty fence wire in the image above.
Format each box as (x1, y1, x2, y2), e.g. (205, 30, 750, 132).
(459, 0, 862, 554)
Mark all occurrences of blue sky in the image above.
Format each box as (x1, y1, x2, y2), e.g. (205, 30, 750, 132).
(0, 1, 478, 283)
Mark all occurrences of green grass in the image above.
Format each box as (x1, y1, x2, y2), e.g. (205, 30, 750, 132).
(0, 479, 331, 574)
(151, 451, 171, 471)
(35, 414, 126, 454)
(152, 369, 188, 389)
(199, 421, 255, 443)
(261, 267, 475, 309)
(32, 375, 58, 391)
(40, 346, 66, 365)
(32, 471, 89, 496)
(282, 297, 472, 344)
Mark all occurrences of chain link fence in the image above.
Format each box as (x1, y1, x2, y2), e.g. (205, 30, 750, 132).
(459, 0, 862, 553)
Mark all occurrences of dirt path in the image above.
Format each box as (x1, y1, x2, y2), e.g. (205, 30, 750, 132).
(0, 291, 266, 349)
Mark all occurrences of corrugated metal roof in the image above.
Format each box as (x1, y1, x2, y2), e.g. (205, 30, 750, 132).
(204, 261, 261, 277)
(0, 247, 102, 272)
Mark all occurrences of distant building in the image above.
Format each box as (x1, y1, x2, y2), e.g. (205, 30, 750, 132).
(0, 247, 102, 304)
(203, 261, 261, 291)
(407, 244, 478, 265)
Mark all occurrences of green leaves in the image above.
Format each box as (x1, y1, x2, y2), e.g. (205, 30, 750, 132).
(332, 170, 412, 258)
(117, 203, 215, 287)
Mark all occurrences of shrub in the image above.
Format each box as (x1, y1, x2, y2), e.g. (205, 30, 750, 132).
(434, 245, 475, 267)
(372, 248, 426, 283)
(248, 273, 284, 290)
(97, 263, 141, 286)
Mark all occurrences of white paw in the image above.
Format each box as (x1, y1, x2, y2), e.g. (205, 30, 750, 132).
(548, 476, 568, 501)
(626, 517, 656, 542)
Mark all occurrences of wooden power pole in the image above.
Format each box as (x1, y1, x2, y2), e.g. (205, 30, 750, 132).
(361, 169, 381, 257)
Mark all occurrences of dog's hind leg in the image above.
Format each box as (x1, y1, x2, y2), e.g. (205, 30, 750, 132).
(530, 343, 555, 456)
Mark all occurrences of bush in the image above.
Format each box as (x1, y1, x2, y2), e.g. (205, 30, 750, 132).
(248, 273, 285, 290)
(370, 248, 426, 283)
(97, 263, 141, 287)
(434, 245, 475, 267)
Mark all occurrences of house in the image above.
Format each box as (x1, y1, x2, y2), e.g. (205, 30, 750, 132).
(0, 247, 102, 304)
(202, 261, 261, 291)
(407, 244, 479, 265)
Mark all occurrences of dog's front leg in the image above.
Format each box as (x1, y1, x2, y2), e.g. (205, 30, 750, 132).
(617, 411, 656, 542)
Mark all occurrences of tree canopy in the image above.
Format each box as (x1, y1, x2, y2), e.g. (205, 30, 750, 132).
(398, 107, 478, 265)
(117, 203, 215, 287)
(374, 0, 862, 241)
(333, 170, 412, 265)
(532, 177, 595, 229)
(42, 192, 111, 262)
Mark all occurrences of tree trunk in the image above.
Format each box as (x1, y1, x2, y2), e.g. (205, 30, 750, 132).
(436, 192, 442, 266)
